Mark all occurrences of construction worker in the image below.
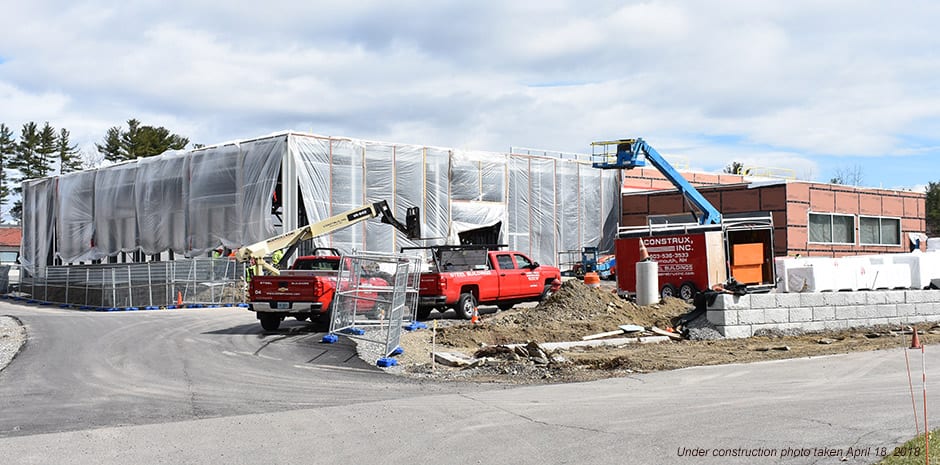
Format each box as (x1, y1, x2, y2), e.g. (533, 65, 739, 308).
(271, 248, 284, 268)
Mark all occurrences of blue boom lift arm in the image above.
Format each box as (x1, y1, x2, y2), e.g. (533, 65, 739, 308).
(591, 138, 722, 225)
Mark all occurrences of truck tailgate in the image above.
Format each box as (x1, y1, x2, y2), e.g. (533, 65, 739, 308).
(251, 277, 319, 303)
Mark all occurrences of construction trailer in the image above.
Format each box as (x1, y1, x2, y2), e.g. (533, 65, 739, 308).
(591, 138, 776, 299)
(615, 214, 776, 299)
(19, 132, 621, 277)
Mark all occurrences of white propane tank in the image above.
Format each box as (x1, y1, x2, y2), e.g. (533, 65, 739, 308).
(635, 259, 659, 306)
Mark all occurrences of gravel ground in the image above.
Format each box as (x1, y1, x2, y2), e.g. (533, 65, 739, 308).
(0, 316, 26, 373)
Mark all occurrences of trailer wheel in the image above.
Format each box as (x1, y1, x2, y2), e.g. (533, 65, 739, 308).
(679, 282, 698, 301)
(454, 293, 477, 320)
(259, 313, 281, 331)
(660, 284, 678, 300)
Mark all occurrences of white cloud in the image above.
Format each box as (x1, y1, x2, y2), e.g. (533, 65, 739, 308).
(0, 1, 938, 187)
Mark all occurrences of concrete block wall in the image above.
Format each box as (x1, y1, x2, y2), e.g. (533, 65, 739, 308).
(707, 290, 940, 338)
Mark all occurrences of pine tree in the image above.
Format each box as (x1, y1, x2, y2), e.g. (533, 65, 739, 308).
(98, 119, 189, 162)
(9, 122, 40, 222)
(0, 124, 14, 222)
(926, 182, 940, 237)
(36, 122, 57, 179)
(57, 128, 82, 174)
(121, 118, 142, 159)
(96, 126, 123, 162)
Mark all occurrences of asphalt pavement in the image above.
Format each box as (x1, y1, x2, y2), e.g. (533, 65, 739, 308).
(0, 300, 935, 465)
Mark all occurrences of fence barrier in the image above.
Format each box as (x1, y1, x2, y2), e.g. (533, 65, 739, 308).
(3, 258, 246, 310)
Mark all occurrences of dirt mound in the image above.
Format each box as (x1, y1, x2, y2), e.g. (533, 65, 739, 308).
(435, 280, 693, 348)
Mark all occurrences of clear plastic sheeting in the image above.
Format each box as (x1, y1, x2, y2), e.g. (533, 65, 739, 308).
(57, 170, 98, 263)
(19, 178, 56, 275)
(20, 132, 620, 273)
(239, 138, 284, 245)
(136, 151, 189, 255)
(95, 162, 138, 255)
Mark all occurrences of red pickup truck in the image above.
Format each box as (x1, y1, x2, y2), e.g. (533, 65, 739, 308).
(248, 249, 387, 330)
(409, 245, 561, 320)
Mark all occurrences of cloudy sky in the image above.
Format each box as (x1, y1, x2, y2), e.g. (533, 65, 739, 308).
(1, 1, 938, 190)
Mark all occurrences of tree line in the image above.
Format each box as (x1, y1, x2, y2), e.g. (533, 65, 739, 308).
(0, 119, 189, 223)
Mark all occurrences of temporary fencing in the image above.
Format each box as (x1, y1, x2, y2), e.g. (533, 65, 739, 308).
(5, 258, 245, 310)
(328, 251, 421, 360)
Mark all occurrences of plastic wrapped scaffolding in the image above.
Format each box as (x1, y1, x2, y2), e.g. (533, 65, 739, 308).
(20, 132, 620, 274)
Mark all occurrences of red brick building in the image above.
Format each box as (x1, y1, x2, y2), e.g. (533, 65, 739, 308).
(620, 168, 926, 258)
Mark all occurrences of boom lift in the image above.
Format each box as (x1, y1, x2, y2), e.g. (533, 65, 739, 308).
(235, 200, 420, 276)
(591, 138, 722, 225)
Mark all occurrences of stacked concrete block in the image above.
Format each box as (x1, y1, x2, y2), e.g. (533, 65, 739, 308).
(706, 288, 940, 338)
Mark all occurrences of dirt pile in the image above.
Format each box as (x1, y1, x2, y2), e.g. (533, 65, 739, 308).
(434, 280, 693, 348)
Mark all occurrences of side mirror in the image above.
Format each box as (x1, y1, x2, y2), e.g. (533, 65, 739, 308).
(529, 262, 540, 270)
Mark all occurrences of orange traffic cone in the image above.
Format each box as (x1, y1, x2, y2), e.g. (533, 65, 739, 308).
(911, 326, 922, 349)
(177, 291, 183, 306)
(639, 239, 649, 261)
(471, 306, 480, 324)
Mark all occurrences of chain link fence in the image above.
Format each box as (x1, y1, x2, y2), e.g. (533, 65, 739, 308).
(4, 258, 246, 310)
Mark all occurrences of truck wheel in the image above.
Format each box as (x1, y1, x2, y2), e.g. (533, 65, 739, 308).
(660, 284, 677, 300)
(679, 282, 698, 301)
(539, 284, 554, 302)
(259, 313, 281, 331)
(416, 307, 432, 320)
(497, 303, 514, 311)
(454, 293, 476, 320)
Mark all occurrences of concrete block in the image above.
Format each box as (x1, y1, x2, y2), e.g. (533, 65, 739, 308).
(775, 293, 801, 308)
(813, 306, 836, 321)
(914, 302, 940, 316)
(799, 293, 826, 307)
(749, 294, 777, 309)
(709, 294, 751, 310)
(788, 307, 813, 322)
(834, 305, 859, 320)
(707, 309, 738, 326)
(717, 325, 752, 339)
(865, 292, 890, 306)
(824, 293, 851, 306)
(857, 305, 895, 319)
(897, 303, 916, 316)
(905, 290, 940, 304)
(844, 293, 868, 306)
(884, 291, 907, 304)
(822, 320, 848, 331)
(800, 321, 826, 332)
(867, 318, 891, 327)
(887, 317, 904, 326)
(763, 308, 789, 324)
(738, 309, 765, 325)
(844, 319, 868, 329)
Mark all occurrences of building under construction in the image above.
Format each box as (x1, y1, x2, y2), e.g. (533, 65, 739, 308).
(19, 131, 622, 276)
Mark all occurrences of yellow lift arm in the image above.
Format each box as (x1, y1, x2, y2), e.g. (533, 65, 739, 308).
(235, 201, 420, 276)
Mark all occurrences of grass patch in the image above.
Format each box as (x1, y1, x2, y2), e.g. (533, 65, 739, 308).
(874, 430, 938, 465)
